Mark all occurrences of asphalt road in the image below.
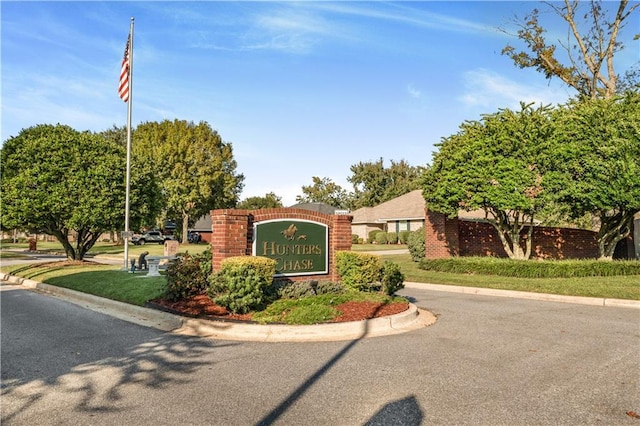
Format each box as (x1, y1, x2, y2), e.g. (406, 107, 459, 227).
(2, 283, 639, 425)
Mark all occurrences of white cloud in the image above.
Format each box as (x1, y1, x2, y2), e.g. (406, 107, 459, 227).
(407, 84, 422, 99)
(458, 68, 571, 112)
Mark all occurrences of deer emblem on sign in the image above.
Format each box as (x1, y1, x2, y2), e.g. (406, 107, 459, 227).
(281, 223, 306, 241)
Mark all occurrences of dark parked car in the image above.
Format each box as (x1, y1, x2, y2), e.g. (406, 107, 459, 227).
(187, 231, 201, 244)
(131, 231, 174, 245)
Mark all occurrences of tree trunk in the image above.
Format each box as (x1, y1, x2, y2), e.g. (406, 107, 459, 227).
(182, 212, 189, 245)
(596, 211, 633, 261)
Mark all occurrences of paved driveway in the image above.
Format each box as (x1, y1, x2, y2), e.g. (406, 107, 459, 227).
(2, 282, 639, 425)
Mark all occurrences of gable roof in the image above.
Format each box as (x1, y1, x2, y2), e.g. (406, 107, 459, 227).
(350, 189, 489, 224)
(351, 190, 425, 224)
(288, 202, 340, 215)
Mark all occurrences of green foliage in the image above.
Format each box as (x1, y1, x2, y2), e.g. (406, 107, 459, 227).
(375, 232, 388, 245)
(165, 253, 210, 301)
(386, 232, 398, 244)
(252, 292, 405, 325)
(335, 251, 405, 294)
(421, 103, 556, 260)
(398, 230, 411, 244)
(236, 192, 283, 209)
(381, 261, 405, 295)
(348, 158, 423, 209)
(273, 280, 345, 299)
(407, 227, 425, 262)
(133, 120, 244, 243)
(368, 230, 382, 243)
(0, 124, 160, 260)
(418, 257, 640, 278)
(207, 256, 277, 313)
(335, 251, 383, 292)
(547, 93, 640, 259)
(352, 234, 361, 244)
(295, 176, 350, 208)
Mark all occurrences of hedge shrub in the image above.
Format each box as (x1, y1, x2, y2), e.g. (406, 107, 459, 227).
(387, 232, 398, 244)
(368, 230, 382, 243)
(207, 256, 277, 313)
(335, 251, 405, 294)
(164, 250, 211, 301)
(408, 227, 425, 262)
(375, 232, 388, 245)
(398, 230, 411, 244)
(380, 261, 405, 295)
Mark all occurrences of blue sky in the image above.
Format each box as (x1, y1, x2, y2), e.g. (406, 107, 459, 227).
(2, 1, 638, 206)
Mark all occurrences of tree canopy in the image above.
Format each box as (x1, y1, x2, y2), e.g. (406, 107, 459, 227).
(421, 103, 555, 260)
(133, 120, 244, 244)
(1, 124, 160, 260)
(348, 158, 422, 209)
(295, 176, 350, 208)
(501, 0, 639, 99)
(237, 192, 283, 209)
(546, 92, 640, 259)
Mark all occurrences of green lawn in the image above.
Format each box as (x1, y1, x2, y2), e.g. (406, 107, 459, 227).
(1, 240, 211, 257)
(2, 245, 639, 312)
(384, 254, 640, 300)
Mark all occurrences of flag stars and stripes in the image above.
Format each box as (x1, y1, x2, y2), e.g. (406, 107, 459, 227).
(118, 35, 130, 102)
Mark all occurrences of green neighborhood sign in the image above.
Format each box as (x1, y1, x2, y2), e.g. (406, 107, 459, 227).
(253, 219, 328, 276)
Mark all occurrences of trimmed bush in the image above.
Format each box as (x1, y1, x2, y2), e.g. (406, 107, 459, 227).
(208, 256, 277, 313)
(387, 232, 398, 244)
(381, 261, 405, 295)
(352, 234, 360, 244)
(335, 251, 383, 292)
(368, 230, 382, 243)
(375, 232, 388, 245)
(398, 230, 411, 244)
(274, 280, 346, 299)
(418, 256, 640, 278)
(165, 252, 210, 301)
(407, 227, 425, 262)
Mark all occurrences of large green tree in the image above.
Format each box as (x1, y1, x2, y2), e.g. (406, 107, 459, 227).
(133, 120, 244, 243)
(348, 158, 422, 209)
(501, 0, 639, 99)
(237, 192, 283, 209)
(546, 92, 640, 259)
(421, 103, 555, 260)
(296, 176, 350, 208)
(1, 124, 160, 260)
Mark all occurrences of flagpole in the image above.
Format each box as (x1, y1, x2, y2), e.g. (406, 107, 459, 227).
(123, 17, 134, 270)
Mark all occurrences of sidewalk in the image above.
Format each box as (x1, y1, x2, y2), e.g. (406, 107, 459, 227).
(403, 282, 640, 309)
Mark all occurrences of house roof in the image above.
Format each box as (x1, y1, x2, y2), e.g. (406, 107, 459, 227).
(351, 190, 425, 224)
(287, 202, 340, 215)
(351, 189, 488, 224)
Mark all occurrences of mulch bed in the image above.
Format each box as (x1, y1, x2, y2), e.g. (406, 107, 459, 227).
(149, 294, 409, 324)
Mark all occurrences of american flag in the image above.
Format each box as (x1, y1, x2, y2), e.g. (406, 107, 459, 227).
(118, 35, 130, 102)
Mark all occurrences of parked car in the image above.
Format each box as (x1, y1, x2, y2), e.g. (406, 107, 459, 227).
(131, 231, 174, 245)
(187, 231, 201, 244)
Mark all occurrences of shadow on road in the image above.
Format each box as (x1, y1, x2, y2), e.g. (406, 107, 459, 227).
(1, 287, 239, 423)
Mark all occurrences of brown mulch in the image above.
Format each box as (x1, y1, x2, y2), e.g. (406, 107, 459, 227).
(150, 294, 409, 323)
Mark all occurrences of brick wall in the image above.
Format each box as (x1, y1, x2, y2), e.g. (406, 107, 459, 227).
(424, 210, 459, 258)
(425, 210, 599, 260)
(210, 208, 352, 281)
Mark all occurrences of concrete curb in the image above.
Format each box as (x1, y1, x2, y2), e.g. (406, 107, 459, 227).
(175, 305, 436, 342)
(1, 273, 434, 342)
(404, 282, 640, 309)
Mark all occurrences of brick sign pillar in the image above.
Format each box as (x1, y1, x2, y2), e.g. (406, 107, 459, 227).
(211, 209, 251, 271)
(210, 208, 352, 281)
(424, 209, 459, 258)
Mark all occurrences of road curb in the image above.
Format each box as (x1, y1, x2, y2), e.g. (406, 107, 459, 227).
(404, 282, 640, 309)
(1, 273, 434, 342)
